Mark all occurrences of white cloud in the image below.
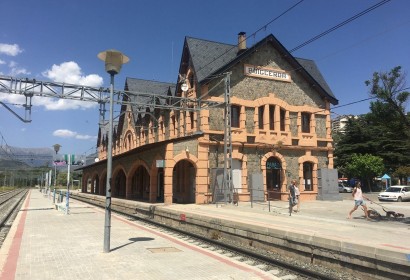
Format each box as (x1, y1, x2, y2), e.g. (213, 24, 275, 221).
(53, 129, 77, 138)
(10, 67, 30, 76)
(33, 97, 96, 111)
(42, 61, 103, 87)
(7, 60, 30, 76)
(0, 61, 104, 111)
(53, 129, 96, 141)
(0, 43, 23, 56)
(40, 61, 104, 111)
(0, 59, 5, 65)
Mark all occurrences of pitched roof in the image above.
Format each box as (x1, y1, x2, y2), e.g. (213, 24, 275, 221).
(295, 57, 335, 100)
(185, 34, 338, 105)
(125, 78, 175, 96)
(185, 37, 237, 82)
(124, 78, 175, 123)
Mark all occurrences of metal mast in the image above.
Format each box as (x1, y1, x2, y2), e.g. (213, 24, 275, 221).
(223, 72, 233, 203)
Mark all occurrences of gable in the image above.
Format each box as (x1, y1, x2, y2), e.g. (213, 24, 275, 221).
(183, 37, 237, 83)
(125, 77, 174, 115)
(184, 34, 338, 105)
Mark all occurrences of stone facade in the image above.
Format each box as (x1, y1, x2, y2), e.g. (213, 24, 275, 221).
(81, 33, 338, 204)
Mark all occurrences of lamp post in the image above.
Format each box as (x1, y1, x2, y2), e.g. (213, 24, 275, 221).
(52, 144, 61, 188)
(98, 49, 129, 253)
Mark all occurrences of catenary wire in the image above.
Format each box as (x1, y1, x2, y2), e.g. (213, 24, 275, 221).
(289, 0, 392, 53)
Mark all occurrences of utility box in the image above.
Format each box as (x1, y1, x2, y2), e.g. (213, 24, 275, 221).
(317, 168, 342, 201)
(250, 173, 264, 202)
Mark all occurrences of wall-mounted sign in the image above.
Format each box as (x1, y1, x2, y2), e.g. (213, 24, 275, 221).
(244, 64, 291, 82)
(266, 160, 281, 170)
(156, 160, 165, 168)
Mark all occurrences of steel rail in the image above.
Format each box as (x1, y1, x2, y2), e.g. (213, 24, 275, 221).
(0, 189, 28, 228)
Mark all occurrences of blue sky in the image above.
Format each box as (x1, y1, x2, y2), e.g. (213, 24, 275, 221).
(0, 0, 409, 157)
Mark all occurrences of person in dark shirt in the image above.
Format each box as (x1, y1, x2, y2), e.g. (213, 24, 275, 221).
(288, 179, 298, 216)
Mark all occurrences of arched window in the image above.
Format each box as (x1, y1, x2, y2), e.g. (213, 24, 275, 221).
(266, 157, 281, 191)
(303, 162, 313, 191)
(280, 108, 286, 131)
(269, 105, 275, 130)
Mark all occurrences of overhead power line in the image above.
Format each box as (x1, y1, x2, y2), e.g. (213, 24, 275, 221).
(194, 0, 304, 78)
(289, 0, 392, 53)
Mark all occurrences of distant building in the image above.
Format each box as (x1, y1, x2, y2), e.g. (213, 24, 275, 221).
(331, 115, 357, 133)
(81, 32, 338, 204)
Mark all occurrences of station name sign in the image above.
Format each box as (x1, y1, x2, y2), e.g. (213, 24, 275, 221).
(244, 64, 291, 82)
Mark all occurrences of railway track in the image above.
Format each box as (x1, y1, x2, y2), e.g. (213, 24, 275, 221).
(0, 189, 28, 248)
(72, 194, 357, 280)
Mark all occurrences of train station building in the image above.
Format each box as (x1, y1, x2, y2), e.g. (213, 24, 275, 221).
(80, 32, 338, 204)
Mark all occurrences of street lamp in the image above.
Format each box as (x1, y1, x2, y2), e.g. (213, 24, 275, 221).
(98, 49, 129, 253)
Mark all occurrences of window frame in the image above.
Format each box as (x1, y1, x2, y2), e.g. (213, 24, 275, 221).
(301, 112, 311, 133)
(231, 105, 240, 128)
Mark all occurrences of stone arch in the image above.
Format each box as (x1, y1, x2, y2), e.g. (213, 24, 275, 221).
(112, 164, 127, 198)
(82, 172, 91, 193)
(91, 173, 99, 194)
(123, 129, 135, 151)
(126, 160, 151, 201)
(100, 171, 107, 196)
(260, 151, 287, 193)
(170, 151, 198, 204)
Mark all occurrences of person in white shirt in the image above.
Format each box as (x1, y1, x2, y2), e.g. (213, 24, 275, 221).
(347, 181, 369, 220)
(294, 183, 300, 212)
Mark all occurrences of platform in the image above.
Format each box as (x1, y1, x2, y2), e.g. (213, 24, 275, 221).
(0, 190, 276, 280)
(1, 189, 410, 279)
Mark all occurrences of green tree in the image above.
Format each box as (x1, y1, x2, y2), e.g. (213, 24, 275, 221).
(334, 66, 410, 179)
(365, 66, 410, 129)
(334, 116, 377, 174)
(393, 166, 410, 185)
(344, 154, 384, 192)
(364, 67, 410, 173)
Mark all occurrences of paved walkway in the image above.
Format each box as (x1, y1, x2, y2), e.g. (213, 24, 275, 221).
(0, 190, 279, 280)
(1, 190, 410, 279)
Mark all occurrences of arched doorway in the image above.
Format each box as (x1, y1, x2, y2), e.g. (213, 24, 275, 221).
(113, 169, 126, 198)
(266, 157, 282, 200)
(130, 165, 150, 201)
(92, 175, 99, 194)
(172, 160, 196, 204)
(86, 178, 92, 193)
(101, 173, 107, 196)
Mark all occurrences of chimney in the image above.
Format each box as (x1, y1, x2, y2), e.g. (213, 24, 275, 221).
(237, 32, 246, 55)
